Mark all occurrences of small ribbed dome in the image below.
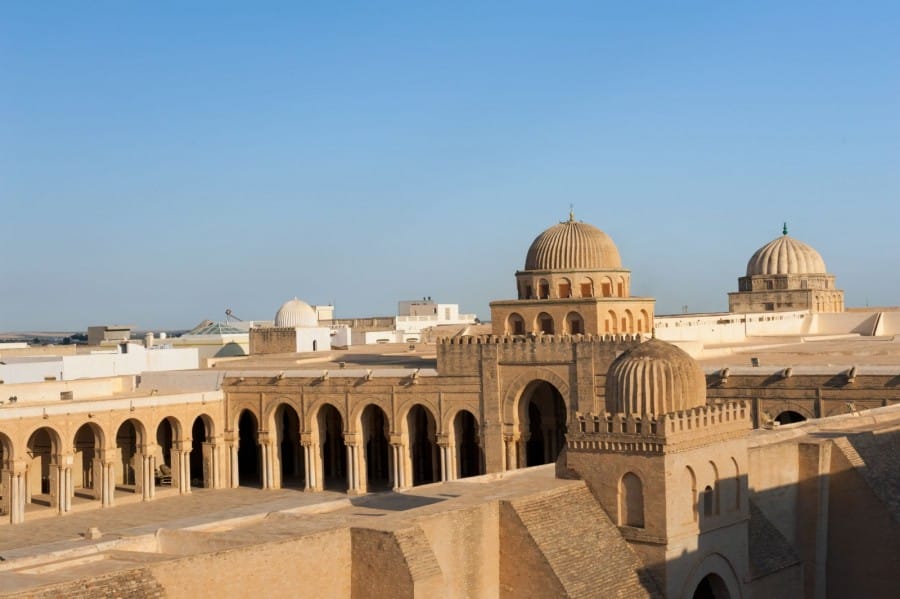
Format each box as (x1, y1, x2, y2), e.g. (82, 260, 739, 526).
(525, 215, 622, 271)
(746, 228, 827, 276)
(274, 298, 318, 328)
(606, 339, 707, 416)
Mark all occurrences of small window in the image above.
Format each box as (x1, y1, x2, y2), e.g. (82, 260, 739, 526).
(766, 280, 774, 290)
(558, 282, 571, 298)
(601, 282, 612, 297)
(525, 285, 533, 299)
(764, 303, 775, 311)
(539, 282, 550, 299)
(580, 282, 592, 297)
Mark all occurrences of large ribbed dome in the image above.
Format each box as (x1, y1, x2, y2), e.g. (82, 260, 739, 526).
(746, 228, 827, 276)
(274, 297, 318, 328)
(525, 215, 622, 271)
(605, 339, 707, 416)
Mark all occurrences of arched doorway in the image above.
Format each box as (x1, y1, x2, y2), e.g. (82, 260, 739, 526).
(237, 410, 261, 487)
(361, 405, 390, 491)
(693, 573, 731, 599)
(190, 415, 213, 488)
(73, 423, 103, 501)
(454, 410, 482, 478)
(520, 381, 567, 466)
(275, 404, 303, 488)
(155, 418, 177, 489)
(775, 411, 806, 425)
(115, 420, 141, 494)
(0, 433, 14, 519)
(26, 427, 59, 508)
(407, 405, 439, 486)
(317, 404, 347, 490)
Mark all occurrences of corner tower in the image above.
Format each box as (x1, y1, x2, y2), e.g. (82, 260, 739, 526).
(563, 338, 752, 598)
(490, 213, 655, 336)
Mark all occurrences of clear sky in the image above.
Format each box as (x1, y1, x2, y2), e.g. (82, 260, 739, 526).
(2, 2, 899, 331)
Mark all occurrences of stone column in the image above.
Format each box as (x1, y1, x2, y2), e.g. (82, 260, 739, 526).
(2, 461, 27, 524)
(517, 433, 529, 469)
(503, 434, 517, 471)
(390, 435, 407, 490)
(257, 432, 276, 490)
(202, 440, 220, 490)
(344, 434, 361, 494)
(137, 445, 157, 501)
(226, 435, 240, 489)
(52, 453, 74, 514)
(436, 435, 451, 482)
(173, 440, 192, 494)
(301, 433, 317, 491)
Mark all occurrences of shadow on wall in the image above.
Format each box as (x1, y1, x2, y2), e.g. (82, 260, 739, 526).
(625, 427, 900, 599)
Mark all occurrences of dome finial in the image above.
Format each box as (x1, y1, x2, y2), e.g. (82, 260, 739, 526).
(783, 222, 788, 236)
(569, 203, 575, 222)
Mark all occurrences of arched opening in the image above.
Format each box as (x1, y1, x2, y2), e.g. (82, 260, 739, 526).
(275, 404, 303, 488)
(454, 410, 482, 478)
(407, 405, 439, 486)
(693, 573, 731, 599)
(619, 472, 645, 528)
(606, 310, 618, 334)
(361, 405, 390, 491)
(579, 277, 594, 298)
(26, 427, 59, 508)
(617, 278, 625, 297)
(115, 420, 141, 494)
(624, 309, 634, 333)
(507, 312, 526, 336)
(640, 309, 650, 334)
(317, 404, 347, 490)
(686, 466, 698, 523)
(0, 433, 13, 518)
(558, 278, 572, 299)
(237, 410, 261, 487)
(536, 312, 554, 335)
(565, 311, 584, 335)
(520, 381, 567, 467)
(600, 277, 612, 298)
(73, 423, 103, 501)
(155, 418, 176, 488)
(775, 410, 806, 425)
(538, 278, 550, 299)
(312, 340, 318, 351)
(190, 416, 213, 488)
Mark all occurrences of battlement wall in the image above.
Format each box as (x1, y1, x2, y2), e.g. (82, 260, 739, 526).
(568, 401, 751, 453)
(437, 334, 641, 376)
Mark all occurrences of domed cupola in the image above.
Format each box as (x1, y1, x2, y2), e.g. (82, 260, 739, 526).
(605, 338, 707, 416)
(746, 224, 827, 276)
(524, 213, 622, 271)
(274, 298, 318, 328)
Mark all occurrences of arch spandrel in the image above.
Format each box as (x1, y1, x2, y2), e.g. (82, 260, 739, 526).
(501, 367, 572, 426)
(24, 424, 67, 455)
(229, 402, 263, 433)
(149, 415, 186, 442)
(394, 397, 441, 434)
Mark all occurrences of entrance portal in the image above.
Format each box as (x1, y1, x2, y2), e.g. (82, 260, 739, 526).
(317, 404, 347, 490)
(275, 404, 303, 488)
(520, 381, 567, 466)
(454, 410, 482, 478)
(408, 405, 439, 486)
(693, 573, 731, 599)
(361, 405, 390, 490)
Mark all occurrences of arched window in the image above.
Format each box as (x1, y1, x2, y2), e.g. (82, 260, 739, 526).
(619, 472, 645, 528)
(600, 277, 613, 298)
(686, 466, 698, 523)
(536, 312, 554, 335)
(565, 311, 584, 335)
(624, 309, 634, 333)
(507, 313, 526, 336)
(606, 310, 618, 334)
(538, 279, 550, 299)
(558, 278, 572, 299)
(579, 278, 594, 298)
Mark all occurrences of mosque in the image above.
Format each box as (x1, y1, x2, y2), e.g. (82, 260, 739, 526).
(0, 215, 897, 598)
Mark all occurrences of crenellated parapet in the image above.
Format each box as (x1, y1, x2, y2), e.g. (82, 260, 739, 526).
(437, 333, 642, 376)
(568, 400, 752, 454)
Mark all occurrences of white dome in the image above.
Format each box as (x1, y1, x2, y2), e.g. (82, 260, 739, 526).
(746, 227, 827, 276)
(274, 298, 318, 328)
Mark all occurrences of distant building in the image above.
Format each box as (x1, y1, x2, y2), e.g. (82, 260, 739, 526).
(86, 324, 133, 346)
(249, 297, 332, 354)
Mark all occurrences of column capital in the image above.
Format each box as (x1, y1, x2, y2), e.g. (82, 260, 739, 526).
(343, 433, 360, 447)
(435, 434, 451, 448)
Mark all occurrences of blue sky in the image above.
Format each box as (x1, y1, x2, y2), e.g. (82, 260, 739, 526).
(2, 2, 899, 331)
